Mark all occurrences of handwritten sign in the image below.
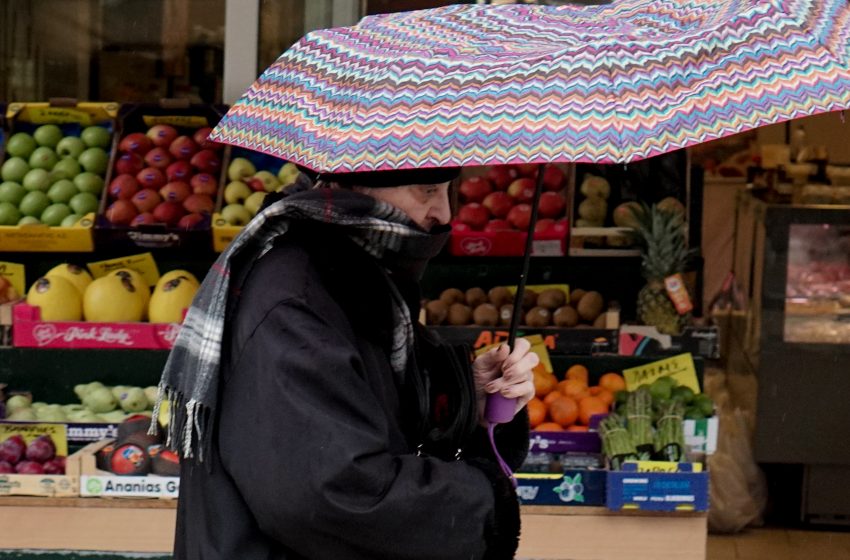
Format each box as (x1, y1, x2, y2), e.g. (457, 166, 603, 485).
(0, 261, 25, 298)
(622, 353, 700, 393)
(473, 330, 557, 351)
(624, 460, 703, 473)
(142, 115, 209, 128)
(0, 422, 68, 456)
(87, 253, 160, 286)
(475, 334, 553, 374)
(25, 107, 94, 125)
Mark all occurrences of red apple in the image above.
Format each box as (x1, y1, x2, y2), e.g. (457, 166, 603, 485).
(247, 178, 266, 192)
(190, 173, 218, 196)
(144, 147, 172, 170)
(484, 219, 513, 232)
(166, 160, 194, 182)
(131, 188, 162, 213)
(192, 127, 215, 149)
(115, 152, 145, 175)
(177, 212, 205, 229)
(534, 218, 556, 234)
(159, 181, 192, 203)
(136, 167, 167, 190)
(516, 163, 539, 177)
(109, 174, 140, 201)
(131, 212, 157, 226)
(482, 191, 514, 218)
(182, 193, 214, 214)
(451, 220, 471, 232)
(146, 124, 178, 147)
(553, 218, 569, 234)
(119, 132, 154, 155)
(106, 200, 138, 226)
(507, 203, 532, 231)
(190, 149, 221, 174)
(542, 165, 566, 191)
(458, 176, 493, 203)
(538, 191, 566, 219)
(152, 201, 186, 226)
(507, 178, 536, 203)
(485, 166, 519, 191)
(169, 136, 199, 161)
(457, 203, 490, 230)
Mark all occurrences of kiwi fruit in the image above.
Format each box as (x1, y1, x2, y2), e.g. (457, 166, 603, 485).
(577, 291, 605, 322)
(521, 289, 539, 310)
(499, 304, 515, 326)
(593, 313, 608, 328)
(553, 305, 579, 327)
(569, 288, 587, 306)
(473, 303, 500, 326)
(525, 306, 551, 327)
(440, 288, 466, 306)
(537, 288, 566, 310)
(447, 303, 473, 325)
(465, 287, 488, 308)
(425, 300, 449, 325)
(488, 286, 514, 308)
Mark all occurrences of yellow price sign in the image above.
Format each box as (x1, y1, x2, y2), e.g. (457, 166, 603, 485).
(25, 107, 94, 126)
(87, 252, 160, 287)
(475, 334, 553, 374)
(142, 115, 209, 128)
(0, 262, 25, 298)
(624, 460, 703, 473)
(0, 422, 68, 456)
(622, 353, 700, 394)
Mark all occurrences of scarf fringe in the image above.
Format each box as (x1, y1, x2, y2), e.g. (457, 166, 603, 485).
(148, 383, 211, 462)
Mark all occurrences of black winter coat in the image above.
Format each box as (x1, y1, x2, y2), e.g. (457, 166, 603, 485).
(174, 224, 529, 560)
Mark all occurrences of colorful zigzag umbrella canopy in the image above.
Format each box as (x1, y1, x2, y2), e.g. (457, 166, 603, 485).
(211, 0, 850, 172)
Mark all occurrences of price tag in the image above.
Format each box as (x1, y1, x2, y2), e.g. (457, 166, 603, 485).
(142, 115, 209, 128)
(0, 422, 68, 456)
(624, 460, 703, 473)
(87, 253, 160, 287)
(0, 261, 25, 298)
(26, 107, 94, 125)
(475, 334, 553, 374)
(622, 353, 700, 393)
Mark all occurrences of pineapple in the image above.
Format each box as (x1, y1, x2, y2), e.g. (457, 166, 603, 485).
(633, 203, 695, 335)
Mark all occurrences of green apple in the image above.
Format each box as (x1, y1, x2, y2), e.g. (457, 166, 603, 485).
(221, 203, 252, 226)
(61, 213, 82, 227)
(73, 172, 104, 195)
(0, 201, 22, 225)
(47, 179, 79, 203)
(77, 147, 109, 174)
(6, 132, 37, 158)
(1, 157, 30, 182)
(224, 180, 252, 204)
(41, 203, 72, 226)
(22, 168, 52, 192)
(69, 192, 99, 215)
(19, 190, 51, 217)
(56, 136, 86, 158)
(0, 182, 26, 205)
(33, 124, 63, 148)
(18, 216, 40, 225)
(278, 162, 300, 185)
(227, 157, 256, 181)
(244, 191, 267, 216)
(29, 146, 59, 170)
(81, 126, 111, 149)
(50, 157, 82, 181)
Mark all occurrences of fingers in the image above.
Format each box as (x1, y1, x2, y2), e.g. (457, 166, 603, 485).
(473, 343, 510, 372)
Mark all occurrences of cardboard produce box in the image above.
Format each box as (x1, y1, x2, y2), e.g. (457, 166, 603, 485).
(606, 461, 709, 512)
(0, 422, 77, 497)
(0, 101, 119, 252)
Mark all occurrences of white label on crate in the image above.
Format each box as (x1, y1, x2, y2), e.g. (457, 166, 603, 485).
(532, 240, 563, 256)
(684, 417, 719, 455)
(81, 475, 179, 498)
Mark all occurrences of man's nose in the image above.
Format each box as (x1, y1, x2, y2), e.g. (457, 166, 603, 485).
(430, 191, 452, 226)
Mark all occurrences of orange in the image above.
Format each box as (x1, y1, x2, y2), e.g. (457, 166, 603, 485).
(548, 395, 579, 428)
(559, 378, 589, 401)
(599, 372, 627, 393)
(565, 364, 589, 385)
(543, 391, 562, 406)
(533, 371, 558, 398)
(566, 425, 589, 432)
(588, 386, 602, 396)
(578, 396, 609, 426)
(595, 388, 615, 407)
(534, 422, 564, 432)
(527, 398, 547, 428)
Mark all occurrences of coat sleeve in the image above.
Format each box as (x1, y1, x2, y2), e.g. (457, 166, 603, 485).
(217, 298, 518, 560)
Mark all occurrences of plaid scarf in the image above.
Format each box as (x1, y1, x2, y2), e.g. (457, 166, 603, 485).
(150, 188, 448, 461)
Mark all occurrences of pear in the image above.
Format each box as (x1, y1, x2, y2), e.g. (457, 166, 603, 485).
(83, 275, 146, 322)
(26, 275, 83, 321)
(30, 401, 48, 410)
(149, 276, 199, 323)
(157, 400, 171, 427)
(62, 404, 88, 415)
(67, 409, 102, 423)
(45, 263, 93, 296)
(35, 405, 67, 422)
(144, 386, 160, 407)
(111, 385, 130, 400)
(119, 387, 149, 413)
(7, 408, 37, 421)
(5, 394, 32, 413)
(83, 386, 118, 413)
(99, 410, 128, 424)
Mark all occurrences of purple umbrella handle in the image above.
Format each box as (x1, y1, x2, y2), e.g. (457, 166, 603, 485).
(485, 393, 518, 487)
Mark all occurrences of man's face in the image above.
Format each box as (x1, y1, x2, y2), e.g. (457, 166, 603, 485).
(355, 182, 452, 231)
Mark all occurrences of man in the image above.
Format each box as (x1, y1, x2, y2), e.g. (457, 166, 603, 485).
(154, 167, 538, 559)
